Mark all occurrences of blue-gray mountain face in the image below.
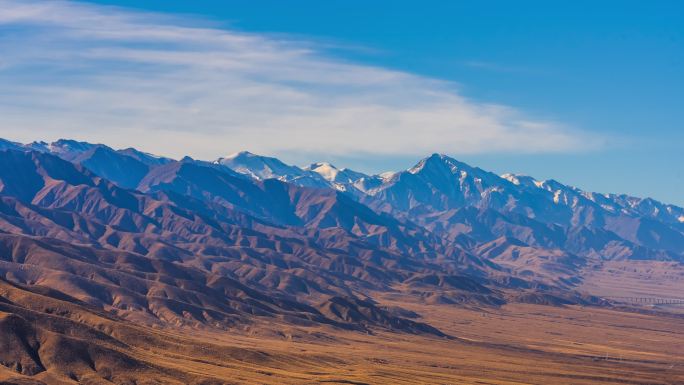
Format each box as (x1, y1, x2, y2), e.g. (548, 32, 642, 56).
(0, 138, 682, 332)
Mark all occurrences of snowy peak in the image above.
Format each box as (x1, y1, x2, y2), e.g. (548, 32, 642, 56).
(502, 173, 584, 199)
(19, 139, 106, 161)
(216, 151, 383, 194)
(537, 179, 579, 193)
(48, 139, 102, 161)
(3, 138, 683, 227)
(407, 153, 496, 182)
(303, 162, 382, 194)
(216, 150, 332, 188)
(403, 153, 505, 192)
(305, 162, 340, 181)
(501, 173, 541, 188)
(217, 151, 305, 181)
(371, 152, 683, 227)
(500, 173, 684, 223)
(25, 141, 50, 152)
(51, 139, 98, 153)
(364, 153, 516, 212)
(408, 153, 459, 175)
(305, 162, 370, 184)
(0, 139, 177, 189)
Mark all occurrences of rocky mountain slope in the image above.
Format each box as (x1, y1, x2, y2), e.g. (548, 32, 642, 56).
(1, 138, 682, 383)
(0, 140, 681, 309)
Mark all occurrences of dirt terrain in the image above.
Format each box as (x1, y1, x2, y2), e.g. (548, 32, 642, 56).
(580, 261, 684, 300)
(1, 278, 682, 385)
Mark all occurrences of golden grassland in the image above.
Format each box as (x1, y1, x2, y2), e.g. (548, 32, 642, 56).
(5, 297, 682, 385)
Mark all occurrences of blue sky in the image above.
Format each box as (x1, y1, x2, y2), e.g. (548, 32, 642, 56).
(0, 1, 682, 204)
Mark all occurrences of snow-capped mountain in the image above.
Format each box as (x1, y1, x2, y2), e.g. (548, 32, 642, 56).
(363, 153, 684, 256)
(2, 138, 682, 260)
(217, 151, 307, 181)
(304, 162, 385, 193)
(305, 162, 365, 184)
(215, 151, 331, 188)
(21, 139, 101, 161)
(374, 152, 684, 229)
(208, 150, 684, 256)
(365, 153, 515, 211)
(1, 139, 174, 189)
(4, 140, 682, 230)
(215, 151, 383, 194)
(2, 139, 173, 167)
(501, 172, 684, 226)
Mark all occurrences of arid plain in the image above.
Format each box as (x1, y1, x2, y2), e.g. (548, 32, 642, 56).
(2, 277, 683, 385)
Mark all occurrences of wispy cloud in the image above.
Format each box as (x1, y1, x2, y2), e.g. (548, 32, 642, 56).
(0, 0, 604, 160)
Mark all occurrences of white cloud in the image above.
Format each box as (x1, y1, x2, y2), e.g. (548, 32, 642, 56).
(0, 0, 604, 161)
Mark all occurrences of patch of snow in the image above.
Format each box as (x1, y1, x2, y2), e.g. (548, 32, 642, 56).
(500, 173, 520, 185)
(571, 196, 580, 208)
(379, 171, 396, 180)
(501, 173, 540, 189)
(218, 151, 305, 181)
(25, 141, 50, 152)
(601, 204, 616, 212)
(308, 162, 339, 181)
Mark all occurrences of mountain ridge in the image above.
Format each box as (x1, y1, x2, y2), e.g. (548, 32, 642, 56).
(3, 138, 682, 264)
(0, 138, 682, 383)
(6, 138, 681, 216)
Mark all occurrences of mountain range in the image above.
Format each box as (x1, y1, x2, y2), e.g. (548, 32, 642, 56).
(0, 137, 682, 383)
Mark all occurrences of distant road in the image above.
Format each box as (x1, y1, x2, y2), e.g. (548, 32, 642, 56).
(603, 296, 684, 305)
